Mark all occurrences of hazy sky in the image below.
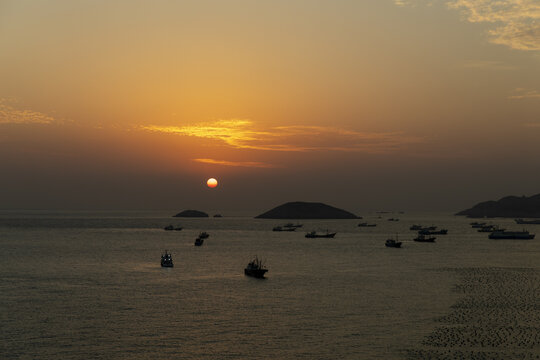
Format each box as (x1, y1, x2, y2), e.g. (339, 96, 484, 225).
(1, 0, 539, 214)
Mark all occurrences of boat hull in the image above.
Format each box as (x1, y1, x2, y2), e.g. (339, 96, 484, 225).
(244, 269, 268, 278)
(414, 237, 436, 242)
(489, 233, 535, 240)
(385, 242, 402, 248)
(305, 233, 336, 238)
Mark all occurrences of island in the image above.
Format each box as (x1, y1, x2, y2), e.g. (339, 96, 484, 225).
(456, 194, 540, 218)
(255, 201, 358, 219)
(173, 210, 209, 218)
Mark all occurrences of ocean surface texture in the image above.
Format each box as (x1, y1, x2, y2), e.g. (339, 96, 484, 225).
(1, 211, 540, 359)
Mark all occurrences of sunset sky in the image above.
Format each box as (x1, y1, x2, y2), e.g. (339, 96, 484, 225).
(1, 0, 539, 213)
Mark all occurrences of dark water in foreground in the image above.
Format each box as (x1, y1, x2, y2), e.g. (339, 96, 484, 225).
(1, 212, 540, 359)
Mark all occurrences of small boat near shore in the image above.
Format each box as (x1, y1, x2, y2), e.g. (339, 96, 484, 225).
(161, 250, 174, 267)
(489, 230, 535, 240)
(470, 222, 486, 228)
(477, 225, 504, 233)
(198, 232, 210, 239)
(358, 223, 377, 227)
(283, 223, 303, 229)
(273, 226, 296, 232)
(515, 218, 540, 225)
(244, 256, 268, 278)
(194, 237, 204, 246)
(414, 234, 436, 242)
(164, 225, 182, 231)
(419, 228, 448, 235)
(305, 231, 336, 238)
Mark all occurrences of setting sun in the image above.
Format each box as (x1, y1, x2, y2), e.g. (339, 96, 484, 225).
(206, 178, 218, 188)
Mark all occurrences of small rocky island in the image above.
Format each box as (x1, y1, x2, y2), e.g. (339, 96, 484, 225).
(173, 210, 209, 218)
(255, 201, 358, 219)
(456, 194, 540, 218)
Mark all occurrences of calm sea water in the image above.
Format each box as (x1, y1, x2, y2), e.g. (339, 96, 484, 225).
(1, 211, 539, 359)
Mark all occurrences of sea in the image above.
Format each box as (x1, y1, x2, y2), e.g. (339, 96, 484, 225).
(1, 211, 540, 359)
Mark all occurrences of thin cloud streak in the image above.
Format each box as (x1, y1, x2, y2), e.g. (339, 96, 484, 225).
(0, 98, 55, 125)
(463, 60, 516, 70)
(142, 120, 419, 154)
(193, 158, 278, 168)
(509, 88, 540, 99)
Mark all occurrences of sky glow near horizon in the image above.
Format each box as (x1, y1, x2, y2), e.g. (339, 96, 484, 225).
(0, 0, 539, 212)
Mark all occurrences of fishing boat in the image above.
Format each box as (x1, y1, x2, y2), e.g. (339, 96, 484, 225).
(489, 230, 535, 240)
(358, 223, 377, 227)
(272, 226, 296, 232)
(385, 235, 402, 248)
(244, 256, 268, 278)
(164, 225, 182, 231)
(198, 232, 210, 239)
(470, 222, 486, 228)
(477, 225, 505, 233)
(283, 223, 303, 229)
(194, 237, 204, 246)
(305, 231, 336, 238)
(161, 250, 174, 267)
(419, 228, 448, 235)
(414, 234, 436, 242)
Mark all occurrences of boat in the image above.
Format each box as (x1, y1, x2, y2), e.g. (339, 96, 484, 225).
(198, 232, 210, 239)
(272, 226, 296, 232)
(470, 222, 486, 228)
(477, 225, 504, 233)
(194, 237, 204, 246)
(414, 234, 436, 242)
(385, 236, 402, 248)
(515, 218, 540, 224)
(244, 256, 268, 278)
(387, 218, 399, 221)
(488, 230, 535, 239)
(161, 250, 174, 267)
(213, 214, 223, 218)
(283, 223, 303, 229)
(305, 231, 337, 238)
(410, 224, 423, 230)
(358, 223, 377, 227)
(419, 228, 448, 235)
(164, 225, 182, 231)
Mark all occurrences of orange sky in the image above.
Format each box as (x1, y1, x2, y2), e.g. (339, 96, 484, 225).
(0, 0, 539, 212)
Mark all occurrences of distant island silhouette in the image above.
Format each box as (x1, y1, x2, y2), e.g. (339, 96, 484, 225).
(456, 194, 540, 218)
(255, 201, 358, 219)
(173, 210, 209, 218)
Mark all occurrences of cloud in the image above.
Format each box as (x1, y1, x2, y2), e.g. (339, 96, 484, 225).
(396, 0, 540, 51)
(142, 119, 418, 154)
(0, 98, 56, 124)
(509, 88, 540, 99)
(448, 0, 540, 51)
(462, 60, 516, 70)
(193, 158, 278, 168)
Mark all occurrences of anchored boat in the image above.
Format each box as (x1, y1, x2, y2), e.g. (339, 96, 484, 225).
(244, 256, 268, 278)
(161, 250, 174, 267)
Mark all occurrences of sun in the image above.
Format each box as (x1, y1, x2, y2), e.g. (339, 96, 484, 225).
(206, 178, 218, 188)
